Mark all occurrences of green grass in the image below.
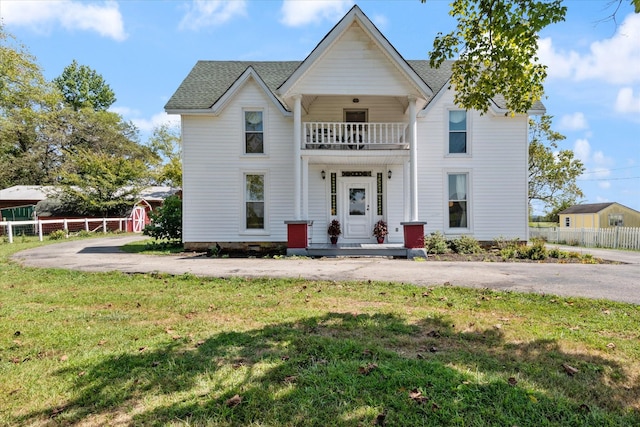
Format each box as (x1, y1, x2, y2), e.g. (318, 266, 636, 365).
(1, 239, 639, 426)
(120, 238, 185, 255)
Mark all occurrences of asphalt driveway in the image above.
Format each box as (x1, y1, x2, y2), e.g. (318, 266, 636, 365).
(11, 235, 640, 305)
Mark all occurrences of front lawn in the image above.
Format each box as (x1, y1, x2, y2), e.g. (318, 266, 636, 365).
(1, 239, 638, 426)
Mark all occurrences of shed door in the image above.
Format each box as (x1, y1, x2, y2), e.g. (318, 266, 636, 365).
(132, 206, 146, 233)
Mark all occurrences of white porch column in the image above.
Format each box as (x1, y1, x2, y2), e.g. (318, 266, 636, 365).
(293, 95, 302, 220)
(302, 157, 309, 218)
(403, 160, 411, 222)
(408, 96, 419, 222)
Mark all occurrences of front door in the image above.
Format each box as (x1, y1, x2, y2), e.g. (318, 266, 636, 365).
(341, 180, 373, 241)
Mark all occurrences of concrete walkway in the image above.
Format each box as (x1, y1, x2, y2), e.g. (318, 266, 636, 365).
(11, 235, 640, 305)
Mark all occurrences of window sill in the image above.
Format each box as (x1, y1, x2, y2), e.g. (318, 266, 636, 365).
(445, 153, 471, 158)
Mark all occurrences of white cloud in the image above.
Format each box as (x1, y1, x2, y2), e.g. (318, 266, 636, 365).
(573, 138, 591, 163)
(615, 87, 640, 114)
(371, 14, 388, 30)
(110, 106, 140, 117)
(132, 112, 181, 134)
(110, 107, 180, 135)
(599, 181, 611, 189)
(1, 0, 127, 41)
(574, 138, 613, 181)
(178, 0, 247, 31)
(559, 112, 588, 131)
(280, 0, 352, 27)
(538, 13, 640, 85)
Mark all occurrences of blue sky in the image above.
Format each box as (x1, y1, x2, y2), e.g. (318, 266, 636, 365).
(2, 0, 639, 213)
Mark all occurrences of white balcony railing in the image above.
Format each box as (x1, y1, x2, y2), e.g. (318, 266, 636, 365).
(303, 122, 408, 150)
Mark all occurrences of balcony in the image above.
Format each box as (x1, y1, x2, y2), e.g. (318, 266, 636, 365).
(303, 122, 408, 150)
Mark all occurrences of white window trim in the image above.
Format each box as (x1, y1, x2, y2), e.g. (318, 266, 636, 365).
(242, 108, 267, 156)
(445, 107, 472, 158)
(444, 170, 473, 233)
(240, 170, 270, 235)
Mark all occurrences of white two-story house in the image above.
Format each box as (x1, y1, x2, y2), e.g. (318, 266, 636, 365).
(165, 5, 542, 256)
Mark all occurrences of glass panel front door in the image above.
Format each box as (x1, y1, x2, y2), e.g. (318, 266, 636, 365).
(341, 180, 373, 240)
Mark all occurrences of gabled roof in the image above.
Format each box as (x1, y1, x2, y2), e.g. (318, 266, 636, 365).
(165, 5, 545, 115)
(165, 59, 454, 113)
(0, 185, 50, 201)
(165, 61, 299, 113)
(0, 185, 177, 203)
(276, 5, 433, 101)
(559, 203, 615, 214)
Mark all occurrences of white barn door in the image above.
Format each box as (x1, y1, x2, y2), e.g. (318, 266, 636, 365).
(131, 206, 146, 233)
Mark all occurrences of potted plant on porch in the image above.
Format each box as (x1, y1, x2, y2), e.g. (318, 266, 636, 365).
(327, 219, 342, 244)
(373, 220, 388, 244)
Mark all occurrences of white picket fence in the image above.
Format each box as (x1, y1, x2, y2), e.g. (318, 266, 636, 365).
(0, 217, 131, 243)
(529, 227, 640, 250)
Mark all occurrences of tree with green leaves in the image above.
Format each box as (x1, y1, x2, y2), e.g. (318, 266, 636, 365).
(528, 115, 584, 214)
(55, 149, 151, 217)
(143, 194, 182, 243)
(424, 0, 639, 114)
(147, 124, 182, 187)
(53, 59, 116, 111)
(426, 0, 566, 115)
(0, 26, 62, 188)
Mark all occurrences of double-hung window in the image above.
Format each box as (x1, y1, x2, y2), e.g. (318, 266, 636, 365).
(448, 173, 468, 228)
(244, 111, 264, 154)
(448, 110, 467, 154)
(609, 214, 623, 227)
(245, 174, 265, 229)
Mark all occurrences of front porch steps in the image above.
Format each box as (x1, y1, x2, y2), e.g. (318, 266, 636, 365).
(306, 243, 409, 258)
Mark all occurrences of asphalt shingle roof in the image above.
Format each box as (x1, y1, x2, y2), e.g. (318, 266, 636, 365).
(559, 203, 615, 214)
(164, 60, 457, 112)
(165, 61, 299, 111)
(164, 58, 544, 113)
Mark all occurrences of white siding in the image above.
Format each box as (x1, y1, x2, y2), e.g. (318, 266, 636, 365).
(308, 164, 328, 244)
(182, 77, 293, 244)
(418, 90, 529, 241)
(293, 23, 418, 97)
(386, 164, 405, 243)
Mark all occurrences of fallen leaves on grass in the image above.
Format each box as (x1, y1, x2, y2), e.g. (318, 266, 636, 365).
(358, 363, 378, 375)
(283, 375, 297, 384)
(409, 388, 429, 404)
(225, 394, 242, 407)
(562, 363, 579, 376)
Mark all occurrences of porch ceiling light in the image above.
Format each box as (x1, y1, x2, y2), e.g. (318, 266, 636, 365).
(321, 170, 326, 180)
(388, 170, 392, 179)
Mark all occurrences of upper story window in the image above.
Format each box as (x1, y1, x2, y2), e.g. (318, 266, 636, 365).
(244, 111, 263, 154)
(609, 214, 623, 227)
(448, 110, 467, 154)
